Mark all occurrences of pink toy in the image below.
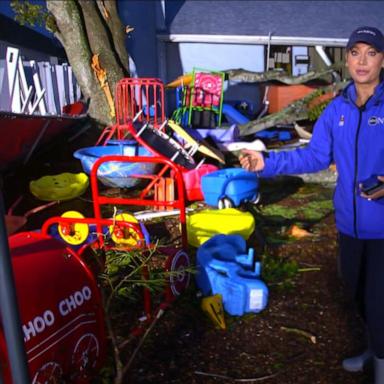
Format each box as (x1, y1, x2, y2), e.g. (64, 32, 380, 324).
(173, 164, 219, 201)
(193, 72, 223, 108)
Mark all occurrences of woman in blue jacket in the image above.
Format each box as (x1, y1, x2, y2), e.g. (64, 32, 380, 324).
(240, 26, 384, 383)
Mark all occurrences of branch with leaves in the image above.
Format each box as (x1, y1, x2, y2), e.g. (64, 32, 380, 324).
(238, 81, 348, 136)
(225, 64, 343, 85)
(11, 0, 131, 126)
(94, 243, 194, 384)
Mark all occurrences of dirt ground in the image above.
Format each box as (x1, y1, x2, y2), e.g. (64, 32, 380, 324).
(1, 132, 372, 384)
(123, 180, 371, 384)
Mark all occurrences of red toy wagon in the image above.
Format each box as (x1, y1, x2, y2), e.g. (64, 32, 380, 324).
(0, 232, 105, 383)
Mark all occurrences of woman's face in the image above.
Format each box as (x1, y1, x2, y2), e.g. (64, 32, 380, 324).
(346, 43, 384, 87)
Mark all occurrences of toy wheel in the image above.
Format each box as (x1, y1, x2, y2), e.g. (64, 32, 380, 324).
(251, 193, 261, 205)
(72, 333, 99, 375)
(110, 213, 143, 246)
(58, 211, 89, 245)
(224, 198, 234, 208)
(218, 197, 233, 209)
(165, 249, 191, 297)
(32, 362, 63, 384)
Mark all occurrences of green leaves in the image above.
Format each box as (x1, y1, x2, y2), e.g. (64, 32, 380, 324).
(101, 247, 166, 306)
(10, 0, 57, 32)
(308, 100, 331, 121)
(261, 253, 299, 290)
(11, 0, 46, 26)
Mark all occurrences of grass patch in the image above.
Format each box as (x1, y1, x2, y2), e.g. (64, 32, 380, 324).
(261, 253, 299, 290)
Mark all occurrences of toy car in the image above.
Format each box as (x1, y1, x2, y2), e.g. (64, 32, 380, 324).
(201, 168, 260, 209)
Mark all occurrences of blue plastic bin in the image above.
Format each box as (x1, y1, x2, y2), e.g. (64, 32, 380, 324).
(74, 140, 156, 188)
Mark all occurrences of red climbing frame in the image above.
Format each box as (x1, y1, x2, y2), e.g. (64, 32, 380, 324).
(96, 77, 196, 204)
(97, 78, 166, 145)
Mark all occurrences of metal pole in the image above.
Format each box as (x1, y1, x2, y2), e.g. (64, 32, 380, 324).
(0, 192, 30, 383)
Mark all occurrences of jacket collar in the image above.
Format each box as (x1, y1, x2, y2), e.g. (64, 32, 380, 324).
(342, 79, 384, 108)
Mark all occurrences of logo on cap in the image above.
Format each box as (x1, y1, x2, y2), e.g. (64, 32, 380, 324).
(357, 29, 376, 36)
(346, 26, 384, 51)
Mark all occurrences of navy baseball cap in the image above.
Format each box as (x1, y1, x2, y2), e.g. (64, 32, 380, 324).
(346, 26, 384, 51)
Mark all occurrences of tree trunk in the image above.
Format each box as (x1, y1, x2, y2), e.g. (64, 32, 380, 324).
(96, 0, 130, 75)
(46, 0, 129, 126)
(78, 0, 125, 100)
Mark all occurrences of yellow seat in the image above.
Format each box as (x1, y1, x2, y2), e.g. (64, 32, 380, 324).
(186, 208, 255, 248)
(29, 172, 89, 201)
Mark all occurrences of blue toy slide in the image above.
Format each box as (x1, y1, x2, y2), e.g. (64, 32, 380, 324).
(222, 103, 250, 125)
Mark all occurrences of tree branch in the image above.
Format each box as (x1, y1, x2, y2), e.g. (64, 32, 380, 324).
(238, 81, 348, 136)
(78, 0, 125, 99)
(96, 0, 130, 75)
(226, 64, 342, 85)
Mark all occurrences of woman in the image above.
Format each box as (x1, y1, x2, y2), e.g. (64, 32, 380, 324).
(240, 26, 384, 383)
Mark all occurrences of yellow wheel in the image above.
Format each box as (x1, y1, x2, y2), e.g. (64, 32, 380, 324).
(109, 213, 142, 246)
(58, 211, 89, 246)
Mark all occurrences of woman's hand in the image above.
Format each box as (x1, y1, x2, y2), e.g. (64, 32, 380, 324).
(360, 176, 384, 200)
(239, 149, 265, 172)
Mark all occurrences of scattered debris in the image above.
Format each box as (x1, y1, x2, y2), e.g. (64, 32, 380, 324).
(194, 370, 280, 382)
(201, 294, 226, 330)
(280, 326, 317, 344)
(287, 224, 313, 239)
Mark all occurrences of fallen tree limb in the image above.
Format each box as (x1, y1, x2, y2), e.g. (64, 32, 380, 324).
(238, 81, 348, 136)
(194, 370, 279, 382)
(280, 326, 317, 344)
(226, 64, 342, 85)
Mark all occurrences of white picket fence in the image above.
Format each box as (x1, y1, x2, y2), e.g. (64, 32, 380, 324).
(0, 46, 81, 115)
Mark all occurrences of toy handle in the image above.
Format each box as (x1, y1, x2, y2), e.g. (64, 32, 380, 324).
(254, 261, 261, 276)
(235, 248, 254, 268)
(209, 258, 232, 275)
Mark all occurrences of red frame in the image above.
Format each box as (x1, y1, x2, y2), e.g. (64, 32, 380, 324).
(41, 155, 189, 333)
(90, 155, 188, 249)
(97, 78, 166, 145)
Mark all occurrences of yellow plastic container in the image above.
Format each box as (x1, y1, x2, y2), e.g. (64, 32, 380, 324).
(186, 208, 255, 247)
(29, 172, 89, 201)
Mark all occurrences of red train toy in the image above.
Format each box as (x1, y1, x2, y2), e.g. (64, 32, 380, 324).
(0, 232, 105, 383)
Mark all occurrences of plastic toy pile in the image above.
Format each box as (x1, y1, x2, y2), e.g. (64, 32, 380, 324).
(2, 72, 277, 382)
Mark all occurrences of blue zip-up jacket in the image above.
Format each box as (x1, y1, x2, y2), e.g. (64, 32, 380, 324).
(260, 80, 384, 239)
